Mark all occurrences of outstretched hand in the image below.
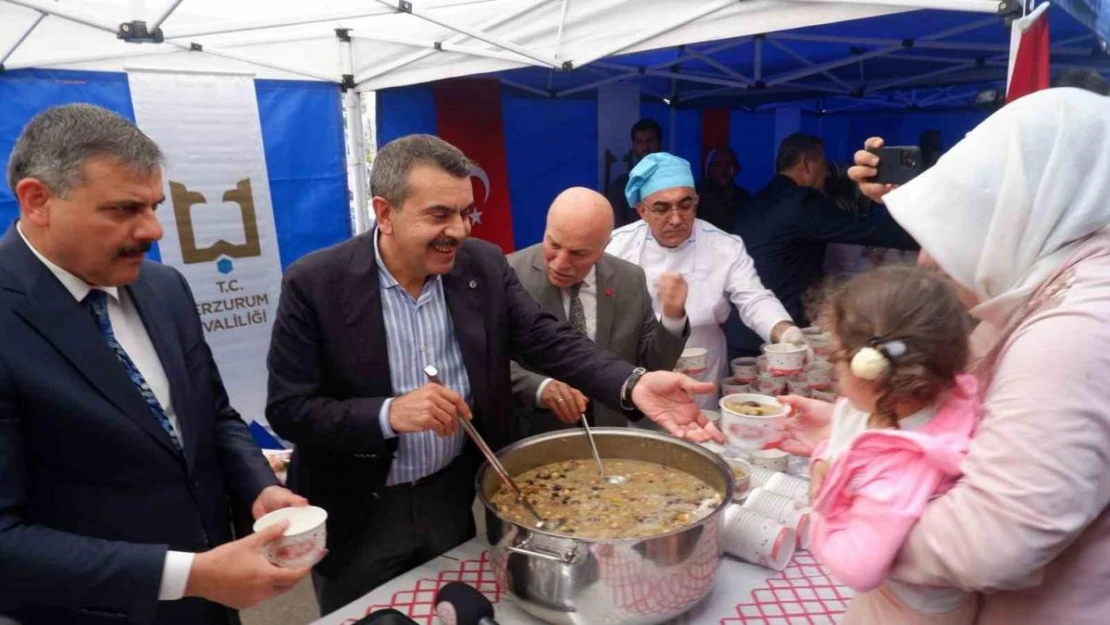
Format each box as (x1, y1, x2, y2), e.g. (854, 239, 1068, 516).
(631, 371, 725, 443)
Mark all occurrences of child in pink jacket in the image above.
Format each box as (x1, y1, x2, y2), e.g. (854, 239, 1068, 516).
(808, 266, 981, 624)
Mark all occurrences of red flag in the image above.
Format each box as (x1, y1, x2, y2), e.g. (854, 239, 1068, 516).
(433, 78, 515, 253)
(1006, 4, 1050, 103)
(701, 109, 731, 177)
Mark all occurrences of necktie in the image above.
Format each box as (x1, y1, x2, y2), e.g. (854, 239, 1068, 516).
(82, 290, 183, 451)
(567, 282, 595, 425)
(568, 282, 587, 336)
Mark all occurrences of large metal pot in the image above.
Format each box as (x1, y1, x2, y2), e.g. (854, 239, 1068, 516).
(477, 428, 734, 625)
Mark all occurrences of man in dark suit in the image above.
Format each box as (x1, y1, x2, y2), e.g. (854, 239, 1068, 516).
(606, 118, 663, 228)
(697, 146, 751, 231)
(266, 135, 721, 615)
(737, 133, 918, 330)
(0, 104, 311, 625)
(507, 187, 689, 435)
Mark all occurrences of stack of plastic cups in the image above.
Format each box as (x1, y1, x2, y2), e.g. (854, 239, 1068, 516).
(748, 464, 810, 505)
(721, 503, 796, 571)
(742, 487, 811, 550)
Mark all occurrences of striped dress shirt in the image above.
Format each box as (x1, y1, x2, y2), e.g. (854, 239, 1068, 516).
(374, 235, 471, 485)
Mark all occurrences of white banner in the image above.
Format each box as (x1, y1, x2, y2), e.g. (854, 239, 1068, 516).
(129, 70, 282, 436)
(597, 84, 641, 191)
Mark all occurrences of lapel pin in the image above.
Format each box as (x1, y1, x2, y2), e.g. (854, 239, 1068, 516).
(604, 288, 614, 297)
(469, 280, 477, 289)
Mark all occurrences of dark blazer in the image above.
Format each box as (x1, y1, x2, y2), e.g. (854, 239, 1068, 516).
(0, 225, 278, 625)
(265, 232, 636, 575)
(507, 245, 687, 434)
(738, 174, 919, 326)
(605, 173, 638, 228)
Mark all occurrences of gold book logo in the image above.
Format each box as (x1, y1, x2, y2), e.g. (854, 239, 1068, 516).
(170, 179, 262, 264)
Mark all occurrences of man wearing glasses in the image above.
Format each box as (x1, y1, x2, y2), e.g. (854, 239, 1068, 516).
(606, 153, 804, 409)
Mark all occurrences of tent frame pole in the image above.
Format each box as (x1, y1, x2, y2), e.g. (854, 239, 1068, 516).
(370, 0, 560, 68)
(164, 8, 394, 39)
(868, 60, 977, 90)
(684, 48, 753, 83)
(554, 39, 748, 97)
(554, 0, 570, 60)
(501, 78, 552, 96)
(353, 0, 551, 85)
(348, 33, 542, 64)
(149, 0, 186, 33)
(754, 36, 763, 81)
(162, 1, 504, 40)
(767, 38, 853, 90)
(771, 32, 1091, 55)
(796, 0, 998, 12)
(0, 9, 46, 68)
(340, 31, 371, 235)
(3, 0, 117, 36)
(172, 41, 339, 81)
(764, 44, 903, 86)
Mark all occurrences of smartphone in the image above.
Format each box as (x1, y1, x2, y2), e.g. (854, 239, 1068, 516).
(868, 146, 923, 185)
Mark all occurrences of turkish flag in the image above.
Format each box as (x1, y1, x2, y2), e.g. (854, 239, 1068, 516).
(433, 78, 516, 253)
(1006, 4, 1050, 103)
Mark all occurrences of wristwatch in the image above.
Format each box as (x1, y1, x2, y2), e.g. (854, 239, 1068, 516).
(620, 367, 647, 410)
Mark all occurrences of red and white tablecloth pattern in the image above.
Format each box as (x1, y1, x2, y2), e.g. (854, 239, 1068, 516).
(339, 549, 851, 625)
(341, 552, 503, 625)
(721, 552, 852, 625)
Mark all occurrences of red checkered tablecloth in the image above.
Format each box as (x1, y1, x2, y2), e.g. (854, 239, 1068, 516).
(321, 541, 852, 625)
(720, 552, 851, 624)
(340, 552, 503, 625)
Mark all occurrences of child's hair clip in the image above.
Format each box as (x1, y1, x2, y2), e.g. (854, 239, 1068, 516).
(881, 340, 907, 359)
(851, 347, 889, 381)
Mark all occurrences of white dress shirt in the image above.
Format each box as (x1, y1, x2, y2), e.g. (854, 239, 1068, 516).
(18, 224, 193, 601)
(535, 265, 686, 406)
(606, 219, 791, 408)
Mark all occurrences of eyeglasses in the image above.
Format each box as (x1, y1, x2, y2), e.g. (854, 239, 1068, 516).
(647, 199, 697, 217)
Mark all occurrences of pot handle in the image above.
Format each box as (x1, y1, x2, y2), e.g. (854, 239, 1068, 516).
(507, 535, 580, 564)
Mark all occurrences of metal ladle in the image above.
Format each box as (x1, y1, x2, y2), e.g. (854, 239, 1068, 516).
(579, 414, 627, 485)
(423, 365, 552, 530)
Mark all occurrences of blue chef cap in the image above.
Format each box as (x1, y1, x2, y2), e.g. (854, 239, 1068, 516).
(624, 152, 696, 207)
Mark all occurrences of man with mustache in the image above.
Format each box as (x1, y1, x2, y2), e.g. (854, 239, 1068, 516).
(507, 187, 689, 435)
(266, 135, 722, 614)
(0, 104, 310, 625)
(606, 153, 804, 409)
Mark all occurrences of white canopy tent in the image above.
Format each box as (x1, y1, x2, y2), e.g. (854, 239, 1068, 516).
(0, 0, 1008, 230)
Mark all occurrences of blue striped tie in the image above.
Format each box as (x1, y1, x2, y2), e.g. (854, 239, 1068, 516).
(82, 289, 183, 451)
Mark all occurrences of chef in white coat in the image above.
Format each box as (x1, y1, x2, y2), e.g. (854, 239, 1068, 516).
(606, 153, 805, 408)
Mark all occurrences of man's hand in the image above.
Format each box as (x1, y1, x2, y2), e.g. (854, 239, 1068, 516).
(631, 371, 724, 443)
(251, 485, 308, 521)
(540, 380, 588, 424)
(656, 272, 689, 320)
(389, 383, 472, 437)
(185, 521, 313, 610)
(847, 137, 897, 204)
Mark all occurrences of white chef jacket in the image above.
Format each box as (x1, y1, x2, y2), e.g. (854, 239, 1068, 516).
(606, 219, 791, 408)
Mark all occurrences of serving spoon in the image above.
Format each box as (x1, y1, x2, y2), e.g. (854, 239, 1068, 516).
(579, 414, 627, 485)
(423, 365, 552, 530)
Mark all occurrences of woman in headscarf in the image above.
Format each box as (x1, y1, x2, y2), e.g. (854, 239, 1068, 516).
(776, 87, 1110, 624)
